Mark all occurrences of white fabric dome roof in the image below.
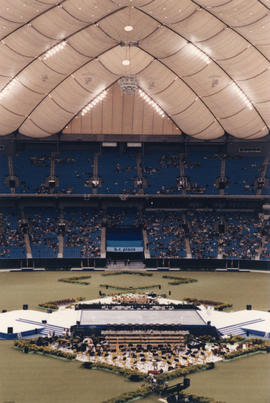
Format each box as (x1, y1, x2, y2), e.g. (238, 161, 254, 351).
(0, 0, 269, 139)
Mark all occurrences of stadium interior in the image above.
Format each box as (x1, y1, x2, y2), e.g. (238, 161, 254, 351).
(0, 1, 270, 403)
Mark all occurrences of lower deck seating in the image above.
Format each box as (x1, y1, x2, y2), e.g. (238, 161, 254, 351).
(63, 208, 102, 258)
(0, 208, 25, 258)
(187, 211, 220, 258)
(25, 208, 60, 258)
(106, 208, 139, 227)
(143, 211, 186, 257)
(221, 213, 262, 259)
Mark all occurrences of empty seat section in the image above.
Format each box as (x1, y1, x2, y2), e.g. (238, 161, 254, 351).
(98, 149, 137, 194)
(13, 151, 51, 193)
(55, 151, 94, 193)
(184, 152, 220, 194)
(142, 151, 180, 194)
(0, 154, 10, 193)
(225, 156, 264, 195)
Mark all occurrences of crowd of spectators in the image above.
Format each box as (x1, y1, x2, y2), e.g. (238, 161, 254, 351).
(143, 211, 186, 258)
(187, 211, 221, 259)
(0, 209, 25, 258)
(221, 213, 263, 259)
(26, 208, 60, 257)
(64, 209, 102, 258)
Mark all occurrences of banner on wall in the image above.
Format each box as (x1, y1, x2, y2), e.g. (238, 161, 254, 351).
(107, 246, 144, 253)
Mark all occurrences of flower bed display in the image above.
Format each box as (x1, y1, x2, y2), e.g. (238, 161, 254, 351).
(184, 298, 232, 311)
(39, 296, 85, 310)
(58, 275, 91, 285)
(162, 275, 197, 285)
(102, 271, 152, 277)
(100, 284, 161, 291)
(82, 361, 147, 381)
(14, 340, 76, 360)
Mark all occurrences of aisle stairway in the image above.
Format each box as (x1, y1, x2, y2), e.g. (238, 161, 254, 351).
(16, 318, 65, 336)
(218, 318, 264, 336)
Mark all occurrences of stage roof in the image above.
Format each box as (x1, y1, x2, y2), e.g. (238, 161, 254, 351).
(0, 1, 269, 140)
(80, 309, 206, 326)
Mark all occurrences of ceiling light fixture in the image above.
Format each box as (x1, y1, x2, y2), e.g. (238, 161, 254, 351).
(139, 89, 165, 117)
(231, 83, 253, 110)
(81, 90, 107, 116)
(122, 59, 130, 66)
(124, 25, 133, 31)
(43, 41, 66, 61)
(190, 45, 211, 65)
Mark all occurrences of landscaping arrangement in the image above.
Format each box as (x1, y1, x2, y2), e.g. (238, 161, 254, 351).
(183, 298, 232, 311)
(162, 275, 197, 285)
(38, 297, 85, 310)
(58, 275, 91, 285)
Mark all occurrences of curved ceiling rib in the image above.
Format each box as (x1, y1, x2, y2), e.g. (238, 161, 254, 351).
(23, 44, 221, 139)
(137, 46, 225, 137)
(191, 0, 270, 62)
(134, 5, 269, 132)
(17, 44, 120, 135)
(0, 1, 67, 41)
(0, 6, 125, 96)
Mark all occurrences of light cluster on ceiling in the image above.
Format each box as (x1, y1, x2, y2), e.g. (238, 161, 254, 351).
(139, 89, 165, 117)
(81, 90, 107, 116)
(191, 45, 211, 65)
(124, 25, 133, 32)
(43, 41, 66, 60)
(231, 83, 253, 110)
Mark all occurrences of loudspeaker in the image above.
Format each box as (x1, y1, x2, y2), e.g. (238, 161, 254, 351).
(9, 179, 16, 187)
(23, 304, 28, 310)
(2, 309, 7, 313)
(246, 304, 252, 310)
(7, 327, 13, 334)
(42, 320, 47, 324)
